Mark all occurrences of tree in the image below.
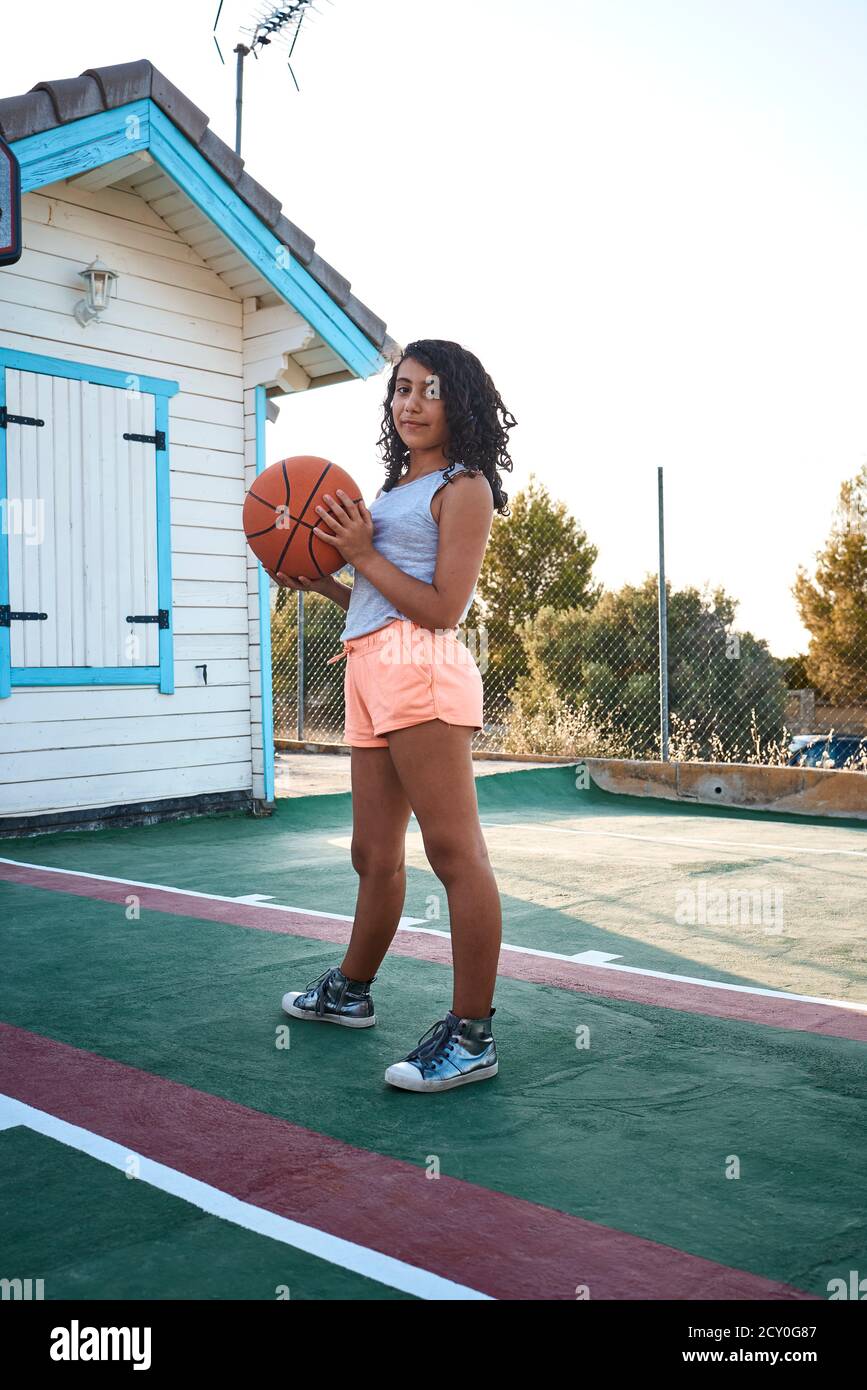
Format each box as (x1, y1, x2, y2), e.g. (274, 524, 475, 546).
(778, 654, 810, 690)
(793, 464, 867, 701)
(508, 577, 787, 759)
(475, 472, 600, 703)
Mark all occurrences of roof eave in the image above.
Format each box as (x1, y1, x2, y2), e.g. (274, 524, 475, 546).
(0, 59, 404, 374)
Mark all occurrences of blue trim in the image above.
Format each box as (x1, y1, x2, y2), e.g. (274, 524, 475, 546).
(14, 100, 151, 194)
(256, 386, 275, 803)
(10, 101, 389, 380)
(0, 366, 9, 700)
(148, 107, 383, 380)
(154, 395, 174, 695)
(0, 352, 177, 697)
(0, 347, 179, 398)
(11, 667, 161, 686)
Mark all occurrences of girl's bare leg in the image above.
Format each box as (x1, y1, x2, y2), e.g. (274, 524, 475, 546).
(384, 720, 501, 1017)
(339, 746, 413, 981)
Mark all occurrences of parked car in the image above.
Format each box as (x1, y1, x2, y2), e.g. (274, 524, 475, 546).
(788, 734, 822, 755)
(787, 735, 867, 771)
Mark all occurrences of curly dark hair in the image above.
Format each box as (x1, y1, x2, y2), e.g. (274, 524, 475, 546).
(375, 339, 516, 516)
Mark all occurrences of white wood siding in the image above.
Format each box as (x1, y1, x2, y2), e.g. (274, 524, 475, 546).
(243, 386, 265, 795)
(0, 178, 263, 816)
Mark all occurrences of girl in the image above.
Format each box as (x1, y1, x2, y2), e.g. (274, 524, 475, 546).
(267, 339, 516, 1093)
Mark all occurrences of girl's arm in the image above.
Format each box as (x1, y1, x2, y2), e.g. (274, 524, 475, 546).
(266, 570, 352, 611)
(347, 474, 493, 629)
(326, 576, 352, 612)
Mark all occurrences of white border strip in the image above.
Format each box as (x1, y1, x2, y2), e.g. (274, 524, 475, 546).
(3, 856, 866, 1015)
(0, 857, 373, 923)
(403, 925, 867, 1012)
(0, 1095, 491, 1301)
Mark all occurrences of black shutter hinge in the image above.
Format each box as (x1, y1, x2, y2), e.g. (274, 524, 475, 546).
(0, 605, 48, 627)
(125, 609, 170, 630)
(123, 430, 166, 451)
(0, 406, 45, 429)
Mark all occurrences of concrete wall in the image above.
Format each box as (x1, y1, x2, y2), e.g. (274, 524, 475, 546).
(585, 758, 867, 821)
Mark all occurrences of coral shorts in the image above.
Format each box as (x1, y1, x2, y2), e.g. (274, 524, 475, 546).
(327, 617, 484, 748)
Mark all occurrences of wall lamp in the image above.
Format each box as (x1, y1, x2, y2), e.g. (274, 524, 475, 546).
(74, 256, 118, 327)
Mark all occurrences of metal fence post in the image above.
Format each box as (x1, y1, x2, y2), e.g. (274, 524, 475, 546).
(657, 466, 670, 761)
(297, 589, 305, 741)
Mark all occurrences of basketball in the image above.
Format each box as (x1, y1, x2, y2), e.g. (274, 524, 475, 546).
(243, 455, 363, 578)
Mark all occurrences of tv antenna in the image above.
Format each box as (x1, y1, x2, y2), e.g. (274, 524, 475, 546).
(212, 1, 330, 155)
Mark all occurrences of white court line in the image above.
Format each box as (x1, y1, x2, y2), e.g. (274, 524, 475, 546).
(3, 857, 865, 1014)
(0, 857, 427, 930)
(541, 958, 867, 1012)
(478, 819, 867, 859)
(400, 925, 867, 1012)
(0, 1095, 490, 1301)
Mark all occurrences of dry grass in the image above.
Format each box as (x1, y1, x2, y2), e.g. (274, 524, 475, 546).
(500, 665, 636, 757)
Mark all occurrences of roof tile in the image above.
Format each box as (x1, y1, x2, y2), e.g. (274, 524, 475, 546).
(235, 170, 281, 229)
(198, 126, 245, 186)
(149, 66, 209, 144)
(342, 296, 388, 350)
(0, 89, 57, 142)
(30, 75, 104, 125)
(273, 213, 315, 266)
(305, 253, 351, 306)
(82, 59, 152, 108)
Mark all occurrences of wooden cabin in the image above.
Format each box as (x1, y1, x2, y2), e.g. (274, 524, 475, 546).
(0, 59, 400, 833)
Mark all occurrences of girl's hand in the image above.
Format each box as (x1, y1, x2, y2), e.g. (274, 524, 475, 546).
(312, 490, 374, 565)
(265, 570, 336, 598)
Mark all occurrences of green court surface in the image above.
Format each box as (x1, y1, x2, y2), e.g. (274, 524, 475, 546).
(1, 766, 865, 1300)
(0, 1128, 408, 1301)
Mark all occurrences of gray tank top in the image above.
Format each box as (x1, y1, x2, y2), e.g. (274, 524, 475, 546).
(340, 462, 478, 640)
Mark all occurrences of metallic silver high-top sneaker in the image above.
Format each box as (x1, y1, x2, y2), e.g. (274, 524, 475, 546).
(282, 966, 376, 1028)
(384, 1009, 497, 1092)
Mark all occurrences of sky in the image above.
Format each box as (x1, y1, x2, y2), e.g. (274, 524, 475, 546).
(3, 0, 866, 655)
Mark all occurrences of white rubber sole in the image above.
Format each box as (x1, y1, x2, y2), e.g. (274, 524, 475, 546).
(281, 992, 376, 1027)
(384, 1061, 499, 1092)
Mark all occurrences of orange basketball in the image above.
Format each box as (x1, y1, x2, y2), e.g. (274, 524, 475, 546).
(243, 456, 363, 578)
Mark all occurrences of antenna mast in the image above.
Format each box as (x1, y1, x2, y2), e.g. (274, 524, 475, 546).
(212, 1, 328, 155)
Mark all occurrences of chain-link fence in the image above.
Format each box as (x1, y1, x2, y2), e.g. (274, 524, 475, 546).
(272, 468, 867, 772)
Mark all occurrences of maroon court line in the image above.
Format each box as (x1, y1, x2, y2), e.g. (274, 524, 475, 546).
(0, 1025, 818, 1301)
(3, 859, 866, 1041)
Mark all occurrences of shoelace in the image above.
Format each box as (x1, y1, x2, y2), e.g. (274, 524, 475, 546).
(301, 967, 342, 1016)
(302, 967, 374, 1015)
(402, 1017, 457, 1077)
